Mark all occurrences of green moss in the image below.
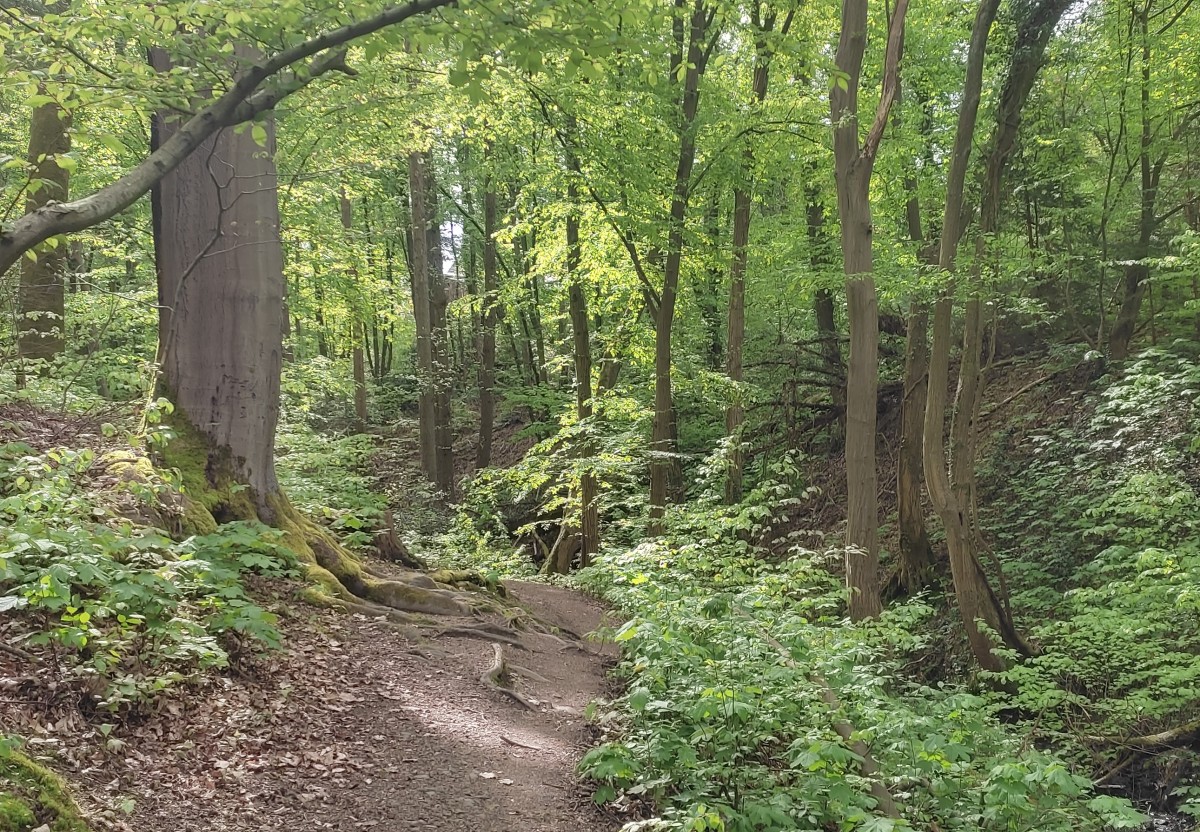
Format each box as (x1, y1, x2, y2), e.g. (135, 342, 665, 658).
(158, 413, 257, 522)
(179, 496, 218, 536)
(0, 793, 36, 832)
(0, 751, 89, 832)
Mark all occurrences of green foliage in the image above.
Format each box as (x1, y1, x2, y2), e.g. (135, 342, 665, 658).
(0, 442, 295, 713)
(985, 347, 1200, 764)
(275, 423, 387, 549)
(570, 468, 1145, 832)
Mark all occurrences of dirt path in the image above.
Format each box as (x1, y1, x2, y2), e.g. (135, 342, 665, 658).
(45, 581, 620, 832)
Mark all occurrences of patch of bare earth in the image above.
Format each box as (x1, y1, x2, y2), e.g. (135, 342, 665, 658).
(2, 582, 620, 832)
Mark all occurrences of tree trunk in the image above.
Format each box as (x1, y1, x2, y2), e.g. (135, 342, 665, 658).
(1110, 11, 1158, 362)
(340, 187, 369, 427)
(894, 105, 936, 596)
(725, 7, 789, 505)
(725, 181, 750, 505)
(924, 0, 1063, 671)
(150, 48, 475, 620)
(897, 302, 934, 592)
(17, 98, 71, 363)
(807, 193, 846, 442)
(649, 0, 711, 532)
(549, 174, 600, 572)
(830, 0, 908, 622)
(408, 150, 438, 482)
(424, 156, 455, 494)
(476, 179, 499, 469)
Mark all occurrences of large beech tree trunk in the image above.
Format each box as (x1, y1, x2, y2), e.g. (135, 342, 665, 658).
(829, 0, 908, 623)
(17, 99, 71, 363)
(151, 79, 284, 502)
(150, 51, 474, 620)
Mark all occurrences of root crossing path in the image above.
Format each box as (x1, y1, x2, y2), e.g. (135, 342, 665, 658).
(85, 581, 620, 832)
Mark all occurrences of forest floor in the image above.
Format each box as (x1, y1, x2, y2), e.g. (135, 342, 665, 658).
(2, 579, 620, 832)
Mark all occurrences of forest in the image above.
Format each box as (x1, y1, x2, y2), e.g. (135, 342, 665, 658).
(1, 0, 1199, 828)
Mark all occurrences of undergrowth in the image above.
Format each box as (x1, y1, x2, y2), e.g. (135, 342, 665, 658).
(0, 439, 296, 713)
(565, 463, 1146, 832)
(985, 345, 1200, 791)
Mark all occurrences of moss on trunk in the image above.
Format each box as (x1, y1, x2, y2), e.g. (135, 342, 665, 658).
(153, 421, 476, 617)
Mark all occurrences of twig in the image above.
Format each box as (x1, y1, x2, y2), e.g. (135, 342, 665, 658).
(0, 641, 40, 664)
(500, 734, 543, 751)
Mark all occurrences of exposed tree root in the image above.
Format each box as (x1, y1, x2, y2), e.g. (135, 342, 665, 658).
(374, 509, 428, 569)
(435, 627, 527, 649)
(481, 643, 536, 710)
(155, 421, 483, 620)
(507, 663, 550, 684)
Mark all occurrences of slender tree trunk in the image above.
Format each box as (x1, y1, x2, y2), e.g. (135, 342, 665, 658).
(1110, 11, 1158, 362)
(725, 181, 750, 505)
(830, 0, 908, 623)
(17, 98, 71, 364)
(340, 187, 369, 426)
(924, 0, 1064, 671)
(807, 192, 846, 441)
(408, 150, 438, 482)
(725, 6, 790, 504)
(550, 173, 599, 572)
(424, 154, 455, 494)
(476, 178, 498, 469)
(701, 191, 724, 372)
(894, 90, 936, 595)
(649, 0, 711, 532)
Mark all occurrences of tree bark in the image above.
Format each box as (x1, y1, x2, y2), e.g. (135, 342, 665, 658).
(340, 187, 369, 427)
(151, 51, 285, 505)
(830, 0, 908, 622)
(408, 149, 438, 482)
(424, 155, 455, 494)
(649, 0, 712, 532)
(150, 46, 476, 621)
(1110, 9, 1159, 361)
(725, 179, 750, 505)
(894, 85, 936, 596)
(924, 0, 1064, 671)
(725, 5, 790, 505)
(549, 172, 600, 572)
(17, 98, 71, 363)
(476, 176, 499, 469)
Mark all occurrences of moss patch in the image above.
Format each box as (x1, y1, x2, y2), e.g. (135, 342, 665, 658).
(157, 414, 258, 523)
(0, 751, 89, 832)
